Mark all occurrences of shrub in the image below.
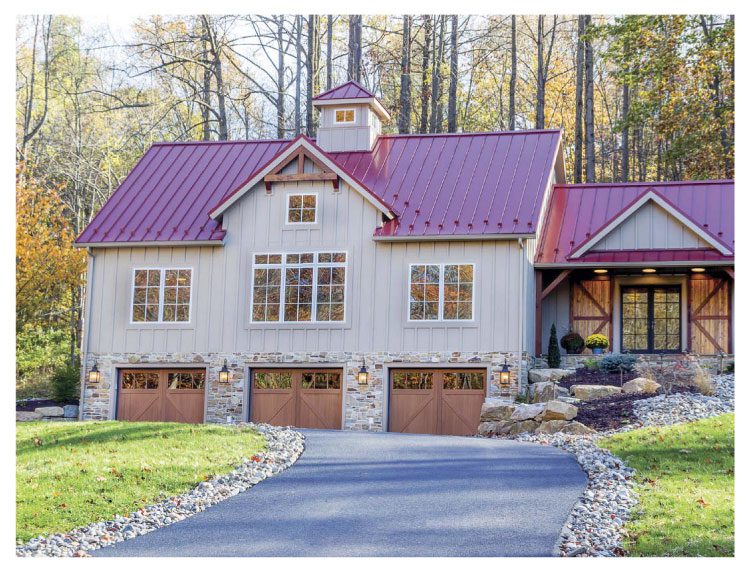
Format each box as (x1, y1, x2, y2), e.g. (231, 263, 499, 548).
(582, 357, 599, 371)
(599, 353, 638, 374)
(560, 332, 585, 354)
(692, 366, 716, 396)
(585, 333, 610, 350)
(51, 363, 80, 403)
(547, 324, 561, 369)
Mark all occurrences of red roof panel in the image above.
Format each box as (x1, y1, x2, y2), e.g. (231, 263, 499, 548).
(312, 80, 375, 100)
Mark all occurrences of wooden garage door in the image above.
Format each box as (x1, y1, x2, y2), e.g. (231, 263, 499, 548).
(250, 369, 342, 429)
(389, 369, 486, 436)
(117, 369, 205, 423)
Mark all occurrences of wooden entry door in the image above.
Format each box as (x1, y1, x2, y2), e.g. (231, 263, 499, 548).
(389, 369, 486, 436)
(117, 369, 205, 423)
(250, 369, 342, 429)
(621, 286, 681, 353)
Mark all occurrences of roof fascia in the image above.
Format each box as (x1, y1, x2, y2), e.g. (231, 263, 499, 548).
(535, 259, 734, 269)
(74, 239, 225, 248)
(312, 97, 391, 122)
(373, 233, 535, 242)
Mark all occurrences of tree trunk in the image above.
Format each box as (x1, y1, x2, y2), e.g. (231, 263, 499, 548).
(436, 16, 446, 132)
(276, 17, 286, 138)
(326, 15, 333, 90)
(398, 15, 412, 134)
(419, 15, 432, 133)
(447, 15, 458, 132)
(201, 20, 212, 140)
(621, 77, 630, 182)
(535, 16, 545, 130)
(574, 15, 585, 182)
(294, 15, 302, 136)
(306, 15, 317, 135)
(430, 16, 444, 133)
(584, 15, 595, 183)
(509, 15, 516, 130)
(347, 15, 362, 82)
(202, 16, 228, 140)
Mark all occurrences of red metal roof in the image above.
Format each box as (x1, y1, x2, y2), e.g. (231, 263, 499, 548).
(535, 180, 734, 265)
(77, 129, 562, 245)
(312, 80, 375, 100)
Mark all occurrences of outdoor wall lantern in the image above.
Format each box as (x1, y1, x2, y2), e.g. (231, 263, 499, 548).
(87, 362, 101, 384)
(499, 358, 511, 388)
(357, 361, 369, 385)
(218, 360, 231, 383)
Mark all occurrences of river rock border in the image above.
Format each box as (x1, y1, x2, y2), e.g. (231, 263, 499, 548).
(16, 423, 304, 558)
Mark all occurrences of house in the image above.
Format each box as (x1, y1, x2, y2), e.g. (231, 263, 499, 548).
(75, 81, 734, 434)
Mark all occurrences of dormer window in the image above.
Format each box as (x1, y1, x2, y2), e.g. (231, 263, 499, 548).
(334, 108, 356, 124)
(287, 193, 317, 224)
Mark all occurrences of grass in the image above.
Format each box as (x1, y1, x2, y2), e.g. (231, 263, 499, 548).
(16, 421, 265, 543)
(601, 414, 734, 556)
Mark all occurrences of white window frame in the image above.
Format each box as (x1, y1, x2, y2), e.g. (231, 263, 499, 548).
(250, 251, 348, 324)
(407, 263, 476, 322)
(333, 108, 356, 125)
(130, 267, 193, 325)
(285, 192, 319, 225)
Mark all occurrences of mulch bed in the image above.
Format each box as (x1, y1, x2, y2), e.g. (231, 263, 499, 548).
(558, 368, 639, 390)
(575, 392, 656, 431)
(16, 398, 78, 412)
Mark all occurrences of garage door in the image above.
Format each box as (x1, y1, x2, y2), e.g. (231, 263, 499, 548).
(117, 369, 205, 423)
(250, 369, 342, 429)
(389, 369, 486, 436)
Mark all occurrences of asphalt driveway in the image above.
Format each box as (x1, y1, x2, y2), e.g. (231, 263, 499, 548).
(95, 429, 586, 557)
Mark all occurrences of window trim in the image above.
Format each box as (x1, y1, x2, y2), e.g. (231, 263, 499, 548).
(333, 108, 356, 125)
(129, 267, 194, 325)
(285, 192, 319, 225)
(407, 262, 476, 323)
(250, 251, 348, 324)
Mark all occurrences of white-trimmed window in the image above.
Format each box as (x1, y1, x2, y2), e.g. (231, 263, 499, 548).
(132, 268, 192, 323)
(252, 252, 347, 323)
(334, 108, 356, 124)
(409, 264, 474, 321)
(286, 193, 317, 223)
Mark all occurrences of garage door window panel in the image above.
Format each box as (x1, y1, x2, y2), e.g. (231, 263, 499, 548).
(302, 372, 341, 389)
(392, 371, 434, 389)
(254, 372, 293, 389)
(443, 371, 484, 390)
(168, 371, 205, 389)
(121, 371, 159, 389)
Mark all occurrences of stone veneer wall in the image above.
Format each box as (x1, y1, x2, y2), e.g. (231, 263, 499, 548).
(82, 351, 529, 430)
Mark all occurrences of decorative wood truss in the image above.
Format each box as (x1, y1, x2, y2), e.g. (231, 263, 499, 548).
(263, 148, 339, 192)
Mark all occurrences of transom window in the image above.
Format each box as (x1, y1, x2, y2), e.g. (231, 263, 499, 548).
(409, 264, 474, 321)
(132, 268, 192, 323)
(120, 371, 159, 390)
(334, 108, 356, 124)
(167, 371, 205, 390)
(252, 252, 347, 323)
(287, 193, 317, 223)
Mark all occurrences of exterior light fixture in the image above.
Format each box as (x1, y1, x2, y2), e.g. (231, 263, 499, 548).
(593, 269, 608, 274)
(642, 268, 656, 273)
(499, 358, 511, 389)
(357, 361, 369, 385)
(88, 363, 101, 384)
(218, 360, 230, 383)
(691, 267, 706, 273)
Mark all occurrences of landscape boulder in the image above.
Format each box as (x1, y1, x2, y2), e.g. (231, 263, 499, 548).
(529, 381, 556, 403)
(63, 405, 80, 418)
(508, 420, 539, 435)
(16, 411, 42, 422)
(479, 399, 517, 422)
(477, 420, 513, 436)
(570, 385, 622, 401)
(622, 377, 661, 394)
(510, 403, 546, 422)
(35, 406, 64, 417)
(541, 400, 578, 421)
(534, 420, 570, 434)
(528, 368, 574, 384)
(559, 421, 596, 435)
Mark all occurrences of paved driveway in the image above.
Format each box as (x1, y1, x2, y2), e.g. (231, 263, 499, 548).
(96, 430, 586, 557)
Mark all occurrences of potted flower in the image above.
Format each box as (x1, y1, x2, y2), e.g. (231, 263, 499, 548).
(560, 332, 585, 354)
(585, 333, 609, 354)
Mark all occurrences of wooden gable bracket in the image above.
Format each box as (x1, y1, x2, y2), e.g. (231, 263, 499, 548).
(263, 148, 339, 185)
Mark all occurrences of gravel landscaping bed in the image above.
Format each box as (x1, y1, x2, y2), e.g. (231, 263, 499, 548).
(16, 423, 304, 558)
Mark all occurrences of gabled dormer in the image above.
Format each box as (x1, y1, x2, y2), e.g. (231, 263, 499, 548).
(312, 81, 391, 152)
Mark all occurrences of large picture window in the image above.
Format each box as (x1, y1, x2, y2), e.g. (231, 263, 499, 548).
(252, 252, 347, 323)
(132, 268, 192, 323)
(409, 264, 474, 321)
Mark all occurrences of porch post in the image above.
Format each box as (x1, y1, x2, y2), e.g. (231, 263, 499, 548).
(535, 270, 543, 356)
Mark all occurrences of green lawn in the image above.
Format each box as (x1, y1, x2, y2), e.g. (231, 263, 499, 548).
(602, 414, 734, 556)
(16, 421, 265, 543)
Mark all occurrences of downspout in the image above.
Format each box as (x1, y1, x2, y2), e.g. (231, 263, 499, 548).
(518, 238, 525, 394)
(78, 249, 95, 420)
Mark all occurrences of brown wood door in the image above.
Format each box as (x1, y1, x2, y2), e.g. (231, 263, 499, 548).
(117, 369, 205, 424)
(389, 369, 486, 436)
(250, 369, 342, 429)
(570, 277, 613, 347)
(689, 274, 732, 354)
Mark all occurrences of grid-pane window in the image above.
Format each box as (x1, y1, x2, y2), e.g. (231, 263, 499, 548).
(132, 268, 191, 323)
(121, 371, 159, 389)
(167, 371, 205, 389)
(251, 252, 347, 323)
(409, 264, 474, 321)
(334, 109, 355, 123)
(287, 194, 317, 223)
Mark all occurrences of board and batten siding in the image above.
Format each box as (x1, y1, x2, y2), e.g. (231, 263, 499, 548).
(85, 178, 530, 356)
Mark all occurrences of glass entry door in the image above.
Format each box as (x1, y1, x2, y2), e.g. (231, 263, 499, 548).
(621, 286, 681, 353)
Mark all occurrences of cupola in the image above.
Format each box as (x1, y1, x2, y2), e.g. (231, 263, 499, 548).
(312, 81, 390, 152)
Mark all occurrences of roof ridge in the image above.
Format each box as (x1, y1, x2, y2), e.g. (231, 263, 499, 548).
(151, 139, 293, 147)
(377, 129, 561, 140)
(555, 179, 733, 189)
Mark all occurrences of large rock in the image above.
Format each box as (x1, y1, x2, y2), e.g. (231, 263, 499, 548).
(560, 421, 596, 435)
(479, 399, 517, 422)
(63, 405, 79, 418)
(622, 377, 661, 394)
(535, 420, 570, 434)
(541, 400, 578, 421)
(510, 403, 546, 422)
(16, 411, 42, 422)
(509, 420, 539, 435)
(530, 381, 556, 403)
(477, 420, 513, 436)
(35, 406, 64, 417)
(570, 385, 622, 401)
(528, 368, 575, 383)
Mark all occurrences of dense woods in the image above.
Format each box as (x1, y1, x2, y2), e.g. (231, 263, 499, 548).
(15, 14, 734, 395)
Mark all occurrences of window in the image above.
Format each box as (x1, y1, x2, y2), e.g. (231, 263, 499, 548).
(131, 268, 192, 323)
(392, 371, 434, 389)
(254, 371, 293, 389)
(252, 252, 347, 323)
(287, 193, 317, 223)
(120, 371, 159, 389)
(409, 264, 474, 321)
(167, 371, 205, 389)
(334, 108, 356, 124)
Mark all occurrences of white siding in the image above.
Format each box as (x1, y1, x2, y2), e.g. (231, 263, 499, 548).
(316, 104, 380, 152)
